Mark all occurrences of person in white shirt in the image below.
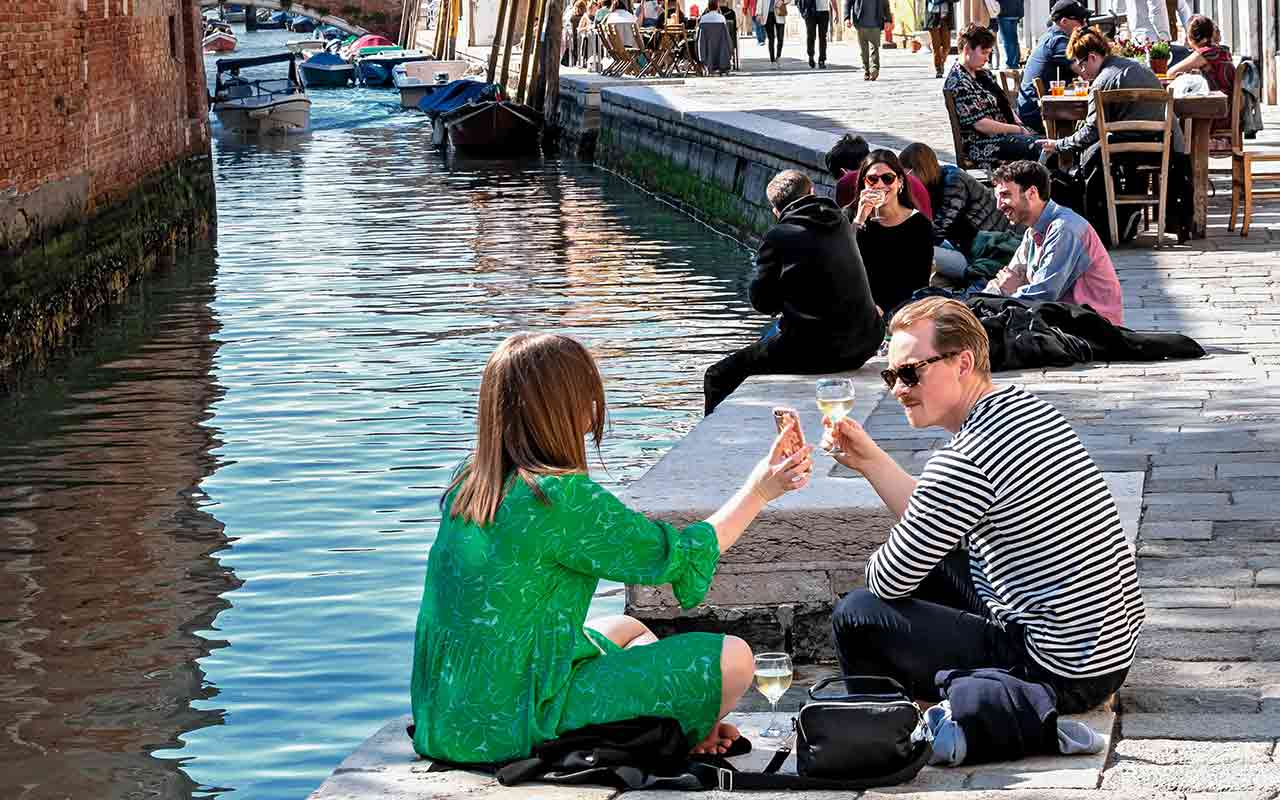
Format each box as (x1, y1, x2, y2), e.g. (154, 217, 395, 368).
(1109, 0, 1169, 41)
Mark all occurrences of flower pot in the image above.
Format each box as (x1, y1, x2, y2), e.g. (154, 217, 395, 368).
(911, 39, 921, 52)
(1149, 56, 1169, 74)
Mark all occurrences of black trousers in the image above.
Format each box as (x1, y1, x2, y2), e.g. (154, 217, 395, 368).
(765, 13, 786, 61)
(804, 11, 829, 63)
(831, 551, 1128, 714)
(702, 324, 881, 415)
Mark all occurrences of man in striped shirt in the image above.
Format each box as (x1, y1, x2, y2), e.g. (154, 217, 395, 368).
(824, 297, 1143, 714)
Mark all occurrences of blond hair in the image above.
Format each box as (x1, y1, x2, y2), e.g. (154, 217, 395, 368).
(446, 333, 607, 526)
(890, 297, 991, 376)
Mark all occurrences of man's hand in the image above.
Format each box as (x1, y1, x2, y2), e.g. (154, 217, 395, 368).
(990, 265, 1026, 295)
(1037, 139, 1057, 155)
(821, 417, 881, 472)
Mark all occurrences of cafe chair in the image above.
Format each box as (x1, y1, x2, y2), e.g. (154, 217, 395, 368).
(1095, 88, 1175, 248)
(1227, 62, 1280, 236)
(999, 69, 1022, 105)
(943, 89, 988, 183)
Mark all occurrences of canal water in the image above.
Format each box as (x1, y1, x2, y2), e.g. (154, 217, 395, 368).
(0, 23, 762, 800)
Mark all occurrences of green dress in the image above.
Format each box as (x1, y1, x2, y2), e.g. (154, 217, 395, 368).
(410, 471, 726, 764)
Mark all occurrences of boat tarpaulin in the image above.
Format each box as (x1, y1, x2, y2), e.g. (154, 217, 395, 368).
(302, 52, 348, 68)
(347, 34, 394, 52)
(418, 80, 496, 116)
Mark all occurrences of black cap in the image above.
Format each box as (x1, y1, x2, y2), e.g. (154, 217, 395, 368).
(1050, 0, 1090, 21)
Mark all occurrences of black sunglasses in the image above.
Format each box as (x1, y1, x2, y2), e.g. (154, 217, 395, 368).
(864, 172, 899, 186)
(880, 352, 958, 389)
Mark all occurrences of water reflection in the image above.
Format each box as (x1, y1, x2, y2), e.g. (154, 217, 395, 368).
(0, 24, 761, 800)
(0, 258, 238, 799)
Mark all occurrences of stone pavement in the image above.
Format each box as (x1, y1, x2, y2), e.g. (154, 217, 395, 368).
(311, 50, 1280, 799)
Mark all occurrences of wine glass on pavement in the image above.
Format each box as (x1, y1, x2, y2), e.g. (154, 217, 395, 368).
(816, 377, 856, 455)
(753, 652, 793, 739)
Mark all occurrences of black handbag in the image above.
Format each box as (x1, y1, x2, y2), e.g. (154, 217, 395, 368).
(796, 675, 930, 780)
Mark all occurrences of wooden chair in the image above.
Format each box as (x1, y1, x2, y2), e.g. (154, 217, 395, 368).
(942, 89, 978, 171)
(1095, 88, 1175, 247)
(601, 22, 642, 76)
(998, 68, 1022, 105)
(1227, 62, 1280, 236)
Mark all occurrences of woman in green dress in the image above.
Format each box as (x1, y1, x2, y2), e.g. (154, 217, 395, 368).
(411, 332, 813, 764)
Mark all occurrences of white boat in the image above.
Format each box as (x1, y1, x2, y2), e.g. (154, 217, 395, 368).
(286, 37, 328, 55)
(211, 53, 312, 135)
(392, 60, 470, 109)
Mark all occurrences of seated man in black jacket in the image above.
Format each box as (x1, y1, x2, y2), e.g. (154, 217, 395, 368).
(703, 170, 884, 414)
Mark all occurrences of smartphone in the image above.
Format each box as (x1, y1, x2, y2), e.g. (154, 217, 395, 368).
(772, 407, 805, 458)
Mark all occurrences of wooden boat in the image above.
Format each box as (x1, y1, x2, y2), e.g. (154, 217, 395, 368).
(439, 98, 543, 154)
(392, 60, 469, 109)
(299, 52, 354, 88)
(356, 49, 432, 87)
(286, 37, 328, 55)
(211, 53, 311, 135)
(202, 29, 238, 52)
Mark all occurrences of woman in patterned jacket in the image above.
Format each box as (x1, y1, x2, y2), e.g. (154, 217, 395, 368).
(943, 24, 1042, 169)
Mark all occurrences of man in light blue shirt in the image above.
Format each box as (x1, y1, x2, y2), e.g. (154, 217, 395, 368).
(984, 161, 1124, 325)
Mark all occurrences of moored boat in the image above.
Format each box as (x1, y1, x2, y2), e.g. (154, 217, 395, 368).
(289, 15, 317, 33)
(357, 49, 432, 87)
(339, 33, 394, 60)
(426, 83, 542, 154)
(286, 37, 328, 55)
(393, 60, 470, 109)
(203, 29, 238, 52)
(211, 52, 312, 135)
(299, 51, 354, 88)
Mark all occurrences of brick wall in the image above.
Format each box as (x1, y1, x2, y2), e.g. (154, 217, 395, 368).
(0, 0, 209, 225)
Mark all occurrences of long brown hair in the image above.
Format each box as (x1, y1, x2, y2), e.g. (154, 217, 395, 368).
(445, 333, 607, 526)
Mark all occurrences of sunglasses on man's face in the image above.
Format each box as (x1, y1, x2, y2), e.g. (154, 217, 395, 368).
(864, 172, 898, 186)
(880, 352, 958, 389)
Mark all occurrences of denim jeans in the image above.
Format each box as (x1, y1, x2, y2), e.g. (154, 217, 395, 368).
(830, 550, 1128, 714)
(996, 16, 1020, 69)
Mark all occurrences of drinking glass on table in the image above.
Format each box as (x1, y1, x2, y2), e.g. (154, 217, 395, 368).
(753, 651, 793, 739)
(1050, 79, 1065, 96)
(816, 377, 855, 455)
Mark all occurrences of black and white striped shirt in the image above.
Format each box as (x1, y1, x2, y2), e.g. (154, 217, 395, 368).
(865, 385, 1145, 679)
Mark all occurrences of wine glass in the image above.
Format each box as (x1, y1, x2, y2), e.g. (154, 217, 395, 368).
(815, 377, 856, 455)
(753, 651, 793, 739)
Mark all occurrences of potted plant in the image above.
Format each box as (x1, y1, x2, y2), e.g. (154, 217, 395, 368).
(1149, 41, 1171, 75)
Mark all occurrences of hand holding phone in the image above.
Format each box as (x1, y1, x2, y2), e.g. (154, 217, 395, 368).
(773, 407, 805, 458)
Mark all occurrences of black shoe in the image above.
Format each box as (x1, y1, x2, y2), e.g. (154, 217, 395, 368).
(935, 69, 943, 78)
(809, 57, 816, 68)
(818, 61, 826, 68)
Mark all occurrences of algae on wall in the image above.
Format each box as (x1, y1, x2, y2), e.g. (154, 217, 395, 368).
(0, 155, 217, 370)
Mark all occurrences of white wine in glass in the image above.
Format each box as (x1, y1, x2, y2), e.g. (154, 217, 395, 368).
(815, 378, 856, 455)
(753, 652, 793, 739)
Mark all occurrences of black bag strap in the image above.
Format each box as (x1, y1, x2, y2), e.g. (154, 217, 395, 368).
(688, 738, 932, 792)
(808, 674, 910, 702)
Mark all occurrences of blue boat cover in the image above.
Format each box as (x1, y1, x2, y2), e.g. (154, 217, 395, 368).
(417, 80, 498, 115)
(270, 10, 289, 22)
(302, 52, 348, 68)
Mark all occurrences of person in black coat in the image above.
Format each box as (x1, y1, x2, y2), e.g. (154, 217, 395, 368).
(703, 170, 884, 415)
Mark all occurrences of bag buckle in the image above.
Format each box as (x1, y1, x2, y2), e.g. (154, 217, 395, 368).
(716, 767, 734, 791)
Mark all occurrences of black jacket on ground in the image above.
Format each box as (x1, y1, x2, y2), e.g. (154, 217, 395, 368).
(750, 194, 882, 355)
(965, 295, 1205, 370)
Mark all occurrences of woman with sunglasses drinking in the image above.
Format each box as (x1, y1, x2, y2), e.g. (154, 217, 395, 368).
(822, 297, 1142, 764)
(843, 150, 934, 318)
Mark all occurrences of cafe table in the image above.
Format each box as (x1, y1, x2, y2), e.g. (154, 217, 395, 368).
(1041, 91, 1229, 239)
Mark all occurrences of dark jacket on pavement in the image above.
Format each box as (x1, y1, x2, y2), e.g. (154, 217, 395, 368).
(844, 0, 890, 27)
(750, 194, 882, 349)
(932, 164, 1018, 256)
(1017, 25, 1072, 131)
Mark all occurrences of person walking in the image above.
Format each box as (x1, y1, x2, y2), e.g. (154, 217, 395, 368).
(759, 0, 789, 67)
(994, 0, 1023, 68)
(845, 0, 892, 80)
(923, 0, 956, 78)
(799, 0, 831, 68)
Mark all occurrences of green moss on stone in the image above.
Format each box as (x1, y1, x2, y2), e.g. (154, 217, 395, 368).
(0, 155, 216, 369)
(600, 132, 758, 238)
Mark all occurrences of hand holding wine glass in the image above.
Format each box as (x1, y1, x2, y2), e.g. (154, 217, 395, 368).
(753, 651, 793, 739)
(855, 187, 884, 225)
(815, 377, 855, 455)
